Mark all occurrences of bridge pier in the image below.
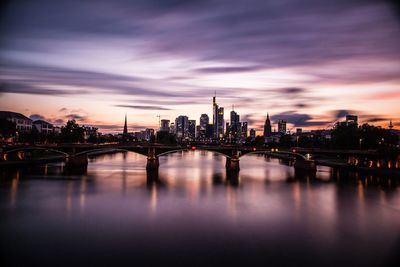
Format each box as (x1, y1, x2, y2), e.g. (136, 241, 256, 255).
(146, 147, 159, 170)
(294, 159, 317, 173)
(146, 157, 159, 170)
(226, 156, 240, 172)
(65, 155, 88, 174)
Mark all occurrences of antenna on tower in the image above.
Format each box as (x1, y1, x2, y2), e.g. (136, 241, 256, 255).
(389, 120, 394, 130)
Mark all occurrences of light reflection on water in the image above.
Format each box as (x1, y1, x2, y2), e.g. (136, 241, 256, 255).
(1, 151, 400, 266)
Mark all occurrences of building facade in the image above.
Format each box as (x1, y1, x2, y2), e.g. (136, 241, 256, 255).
(0, 111, 32, 133)
(263, 113, 272, 137)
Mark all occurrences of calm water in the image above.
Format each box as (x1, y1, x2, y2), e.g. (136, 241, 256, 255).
(1, 151, 400, 266)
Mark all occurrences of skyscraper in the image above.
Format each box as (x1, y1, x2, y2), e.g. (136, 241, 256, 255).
(230, 109, 240, 141)
(188, 120, 196, 140)
(199, 114, 209, 139)
(212, 93, 218, 139)
(241, 122, 248, 139)
(278, 120, 287, 134)
(175, 115, 189, 139)
(263, 113, 272, 137)
(217, 107, 224, 139)
(250, 128, 256, 141)
(160, 119, 170, 131)
(200, 114, 209, 130)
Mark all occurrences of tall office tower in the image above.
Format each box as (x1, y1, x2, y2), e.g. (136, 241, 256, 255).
(250, 128, 256, 141)
(196, 125, 201, 139)
(225, 122, 230, 136)
(241, 122, 248, 139)
(217, 107, 224, 138)
(200, 114, 209, 130)
(169, 122, 175, 134)
(212, 93, 219, 139)
(160, 119, 170, 131)
(278, 120, 287, 134)
(145, 128, 155, 141)
(263, 113, 272, 137)
(175, 116, 189, 139)
(230, 110, 240, 137)
(188, 120, 196, 140)
(199, 114, 209, 139)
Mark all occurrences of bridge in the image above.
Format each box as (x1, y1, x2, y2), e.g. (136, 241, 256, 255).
(0, 144, 316, 173)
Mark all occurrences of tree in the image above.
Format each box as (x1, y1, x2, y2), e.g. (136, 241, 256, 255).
(156, 131, 177, 145)
(0, 118, 16, 138)
(331, 124, 359, 149)
(331, 123, 398, 149)
(60, 120, 85, 143)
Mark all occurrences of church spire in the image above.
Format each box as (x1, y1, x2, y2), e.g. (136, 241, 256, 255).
(123, 113, 128, 135)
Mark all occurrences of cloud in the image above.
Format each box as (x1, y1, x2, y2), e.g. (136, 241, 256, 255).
(279, 87, 306, 95)
(271, 111, 330, 128)
(29, 113, 45, 121)
(0, 82, 87, 95)
(193, 65, 263, 74)
(330, 109, 358, 120)
(0, 61, 192, 98)
(65, 113, 87, 121)
(114, 104, 171, 110)
(53, 119, 64, 125)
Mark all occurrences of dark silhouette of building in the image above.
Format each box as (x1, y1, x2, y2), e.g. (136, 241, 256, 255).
(230, 108, 240, 140)
(189, 119, 196, 140)
(263, 113, 272, 137)
(33, 120, 54, 134)
(250, 128, 256, 141)
(217, 107, 224, 139)
(346, 115, 358, 126)
(278, 120, 287, 134)
(206, 124, 214, 139)
(123, 114, 128, 138)
(199, 114, 209, 139)
(175, 115, 189, 139)
(241, 122, 248, 139)
(160, 119, 170, 132)
(0, 111, 32, 132)
(212, 93, 218, 139)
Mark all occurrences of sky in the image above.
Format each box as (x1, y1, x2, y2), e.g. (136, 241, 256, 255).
(0, 0, 399, 133)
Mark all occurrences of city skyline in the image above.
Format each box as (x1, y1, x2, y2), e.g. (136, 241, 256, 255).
(1, 0, 399, 133)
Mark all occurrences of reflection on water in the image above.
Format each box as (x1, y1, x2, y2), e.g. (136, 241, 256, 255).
(1, 151, 400, 267)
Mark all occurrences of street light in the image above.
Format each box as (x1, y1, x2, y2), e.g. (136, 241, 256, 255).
(359, 138, 363, 150)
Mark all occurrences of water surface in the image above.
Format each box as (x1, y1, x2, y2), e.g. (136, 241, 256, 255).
(1, 151, 400, 266)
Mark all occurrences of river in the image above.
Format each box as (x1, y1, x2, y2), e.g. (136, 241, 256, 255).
(1, 151, 399, 266)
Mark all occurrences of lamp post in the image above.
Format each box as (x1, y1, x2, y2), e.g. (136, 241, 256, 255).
(359, 138, 363, 150)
